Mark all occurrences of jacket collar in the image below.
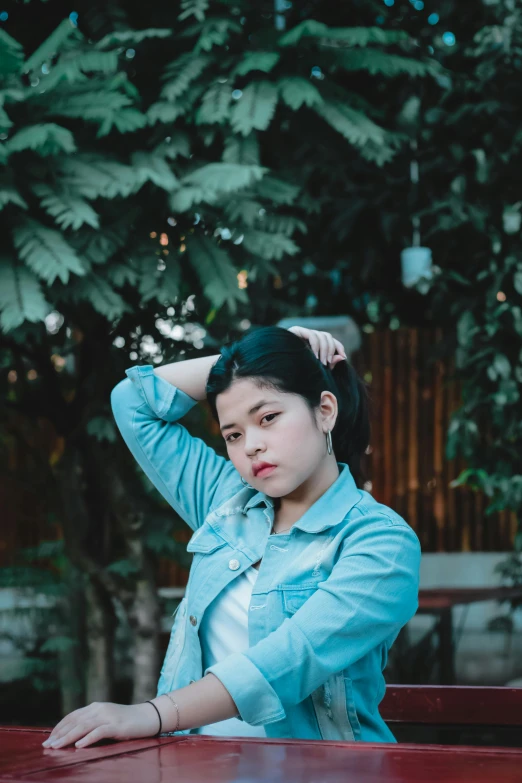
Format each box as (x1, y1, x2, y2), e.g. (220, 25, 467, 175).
(241, 462, 361, 534)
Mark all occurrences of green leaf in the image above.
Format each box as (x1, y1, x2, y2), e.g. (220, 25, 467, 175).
(230, 81, 278, 135)
(0, 184, 28, 211)
(161, 53, 212, 101)
(56, 155, 140, 199)
(335, 49, 441, 78)
(184, 162, 267, 192)
(242, 230, 300, 260)
(95, 28, 173, 49)
(40, 636, 78, 653)
(457, 311, 477, 348)
(0, 259, 50, 331)
(107, 559, 140, 577)
(74, 219, 134, 266)
(97, 108, 149, 138)
(171, 163, 267, 210)
(23, 19, 81, 75)
(12, 218, 86, 284)
(279, 22, 409, 47)
(32, 183, 100, 230)
(193, 18, 242, 53)
(232, 52, 280, 77)
(222, 134, 260, 166)
(0, 28, 25, 75)
(195, 82, 232, 125)
(277, 77, 324, 110)
(7, 123, 77, 156)
(65, 274, 132, 320)
(19, 540, 65, 562)
(178, 0, 209, 23)
(493, 354, 511, 380)
(224, 199, 264, 226)
(154, 131, 191, 159)
(147, 101, 185, 126)
(255, 175, 300, 205)
(316, 100, 388, 150)
(139, 257, 182, 304)
(39, 51, 120, 90)
(105, 263, 138, 288)
(187, 234, 248, 312)
(131, 152, 180, 191)
(261, 213, 308, 237)
(86, 416, 117, 443)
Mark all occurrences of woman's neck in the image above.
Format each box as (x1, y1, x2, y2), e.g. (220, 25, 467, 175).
(271, 458, 340, 530)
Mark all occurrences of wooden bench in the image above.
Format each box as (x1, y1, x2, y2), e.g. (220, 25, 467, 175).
(381, 685, 522, 747)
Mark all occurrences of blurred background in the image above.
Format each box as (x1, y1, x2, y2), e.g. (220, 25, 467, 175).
(1, 0, 521, 736)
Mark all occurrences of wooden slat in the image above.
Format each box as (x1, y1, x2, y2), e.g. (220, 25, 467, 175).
(381, 685, 522, 726)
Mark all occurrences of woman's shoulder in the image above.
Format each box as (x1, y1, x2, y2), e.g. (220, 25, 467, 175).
(342, 493, 421, 553)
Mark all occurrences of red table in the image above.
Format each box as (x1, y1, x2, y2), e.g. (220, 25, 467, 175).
(2, 727, 522, 783)
(417, 587, 522, 685)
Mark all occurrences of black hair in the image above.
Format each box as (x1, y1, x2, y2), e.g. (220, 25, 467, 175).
(205, 326, 370, 487)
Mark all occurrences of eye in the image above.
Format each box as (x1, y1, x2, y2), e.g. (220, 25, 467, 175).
(261, 413, 279, 424)
(225, 413, 279, 444)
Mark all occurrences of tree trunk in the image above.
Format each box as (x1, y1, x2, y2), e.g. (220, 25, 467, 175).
(57, 561, 86, 714)
(85, 578, 115, 702)
(93, 448, 162, 704)
(55, 442, 118, 705)
(129, 578, 161, 703)
(56, 432, 163, 708)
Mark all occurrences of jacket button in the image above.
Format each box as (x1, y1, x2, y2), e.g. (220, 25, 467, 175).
(228, 558, 240, 571)
(189, 615, 198, 626)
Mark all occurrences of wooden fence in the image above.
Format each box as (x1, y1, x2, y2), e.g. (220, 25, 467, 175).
(354, 327, 517, 554)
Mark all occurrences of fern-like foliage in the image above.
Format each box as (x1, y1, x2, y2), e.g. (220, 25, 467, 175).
(0, 6, 435, 338)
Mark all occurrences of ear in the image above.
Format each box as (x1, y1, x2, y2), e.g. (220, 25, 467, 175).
(318, 390, 338, 430)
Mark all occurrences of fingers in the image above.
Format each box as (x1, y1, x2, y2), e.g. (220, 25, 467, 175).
(310, 332, 346, 367)
(75, 725, 111, 748)
(43, 707, 88, 747)
(333, 338, 347, 358)
(287, 326, 347, 367)
(44, 721, 96, 749)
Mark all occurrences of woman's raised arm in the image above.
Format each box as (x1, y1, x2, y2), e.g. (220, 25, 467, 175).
(110, 354, 243, 533)
(153, 353, 220, 400)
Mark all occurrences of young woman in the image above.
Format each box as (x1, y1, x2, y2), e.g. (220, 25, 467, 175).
(43, 325, 420, 749)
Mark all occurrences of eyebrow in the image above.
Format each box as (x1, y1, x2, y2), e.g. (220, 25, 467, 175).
(220, 399, 280, 433)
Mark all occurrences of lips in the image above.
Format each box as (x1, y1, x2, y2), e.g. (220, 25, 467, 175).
(252, 462, 277, 477)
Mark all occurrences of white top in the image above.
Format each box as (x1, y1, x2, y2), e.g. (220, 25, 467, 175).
(195, 565, 267, 737)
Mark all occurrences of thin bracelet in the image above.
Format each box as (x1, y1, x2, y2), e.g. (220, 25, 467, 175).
(163, 693, 181, 733)
(145, 700, 162, 737)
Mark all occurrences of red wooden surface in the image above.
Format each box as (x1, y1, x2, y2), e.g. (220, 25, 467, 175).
(381, 686, 522, 726)
(2, 728, 522, 783)
(418, 586, 522, 611)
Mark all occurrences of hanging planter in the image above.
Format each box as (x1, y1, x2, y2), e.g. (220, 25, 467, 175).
(401, 246, 433, 289)
(400, 136, 433, 293)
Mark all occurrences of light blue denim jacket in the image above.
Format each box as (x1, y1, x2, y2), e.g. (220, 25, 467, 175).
(110, 364, 421, 743)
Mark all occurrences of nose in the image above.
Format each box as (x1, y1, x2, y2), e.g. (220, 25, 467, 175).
(244, 430, 266, 457)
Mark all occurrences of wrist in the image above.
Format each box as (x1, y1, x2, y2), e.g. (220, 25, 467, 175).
(151, 693, 182, 733)
(136, 702, 163, 737)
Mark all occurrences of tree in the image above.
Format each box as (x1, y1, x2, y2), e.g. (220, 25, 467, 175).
(409, 2, 522, 555)
(0, 1, 433, 714)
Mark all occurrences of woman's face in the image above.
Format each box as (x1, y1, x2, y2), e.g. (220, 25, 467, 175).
(216, 377, 337, 497)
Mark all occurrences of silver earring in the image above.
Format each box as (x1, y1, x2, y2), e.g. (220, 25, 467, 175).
(241, 477, 254, 488)
(326, 429, 333, 455)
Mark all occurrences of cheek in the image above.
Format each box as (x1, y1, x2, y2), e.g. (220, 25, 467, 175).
(276, 417, 313, 450)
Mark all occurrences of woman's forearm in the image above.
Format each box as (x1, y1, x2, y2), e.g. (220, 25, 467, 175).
(151, 673, 240, 732)
(153, 354, 221, 402)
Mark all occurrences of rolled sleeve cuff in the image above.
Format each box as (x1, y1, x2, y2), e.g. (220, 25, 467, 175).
(124, 365, 198, 421)
(204, 652, 286, 726)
